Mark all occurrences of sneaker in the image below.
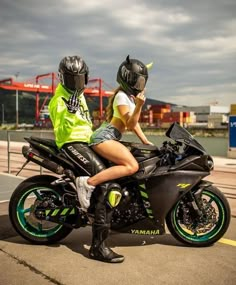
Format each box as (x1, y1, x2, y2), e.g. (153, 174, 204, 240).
(76, 176, 95, 211)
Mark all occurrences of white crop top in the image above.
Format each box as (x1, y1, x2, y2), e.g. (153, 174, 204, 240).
(113, 91, 135, 119)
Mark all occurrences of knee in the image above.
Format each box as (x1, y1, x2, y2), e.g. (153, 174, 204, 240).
(126, 161, 139, 175)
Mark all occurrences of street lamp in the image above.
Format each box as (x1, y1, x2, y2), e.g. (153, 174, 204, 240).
(15, 72, 20, 128)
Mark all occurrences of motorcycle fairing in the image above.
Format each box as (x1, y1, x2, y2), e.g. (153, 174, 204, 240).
(113, 217, 165, 235)
(145, 170, 209, 228)
(133, 154, 210, 181)
(133, 156, 161, 180)
(169, 155, 211, 172)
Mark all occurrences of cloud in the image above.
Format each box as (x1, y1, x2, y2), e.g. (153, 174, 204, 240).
(174, 83, 236, 106)
(0, 0, 235, 107)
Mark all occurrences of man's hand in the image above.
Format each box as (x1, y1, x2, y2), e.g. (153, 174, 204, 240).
(62, 92, 79, 114)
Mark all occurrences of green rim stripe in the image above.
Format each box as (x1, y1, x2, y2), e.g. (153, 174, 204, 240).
(173, 190, 226, 242)
(16, 187, 63, 238)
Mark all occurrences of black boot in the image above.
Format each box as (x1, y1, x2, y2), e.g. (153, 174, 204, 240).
(89, 223, 124, 263)
(89, 183, 124, 263)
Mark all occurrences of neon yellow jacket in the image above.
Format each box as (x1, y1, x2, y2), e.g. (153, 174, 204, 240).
(48, 83, 93, 148)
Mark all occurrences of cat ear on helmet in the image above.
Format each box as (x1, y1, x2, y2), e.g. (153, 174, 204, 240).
(126, 55, 130, 63)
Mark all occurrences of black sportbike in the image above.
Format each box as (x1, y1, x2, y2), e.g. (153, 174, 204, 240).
(9, 123, 231, 246)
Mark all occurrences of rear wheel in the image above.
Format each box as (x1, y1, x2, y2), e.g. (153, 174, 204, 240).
(166, 186, 231, 246)
(9, 175, 73, 244)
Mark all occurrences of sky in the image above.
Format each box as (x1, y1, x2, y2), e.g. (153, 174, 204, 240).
(0, 0, 236, 106)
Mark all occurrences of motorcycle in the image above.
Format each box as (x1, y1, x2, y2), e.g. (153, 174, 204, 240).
(9, 122, 231, 247)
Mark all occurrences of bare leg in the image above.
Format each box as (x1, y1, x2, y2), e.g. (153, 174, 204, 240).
(87, 140, 139, 186)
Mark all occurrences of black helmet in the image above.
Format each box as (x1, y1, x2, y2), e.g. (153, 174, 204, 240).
(58, 55, 89, 92)
(117, 55, 148, 96)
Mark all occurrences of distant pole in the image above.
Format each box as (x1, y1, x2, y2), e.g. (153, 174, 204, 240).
(1, 104, 4, 125)
(15, 72, 20, 129)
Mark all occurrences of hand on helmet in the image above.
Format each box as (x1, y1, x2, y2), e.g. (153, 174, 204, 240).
(62, 92, 79, 114)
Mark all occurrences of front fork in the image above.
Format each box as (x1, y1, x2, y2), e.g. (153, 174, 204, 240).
(186, 180, 213, 216)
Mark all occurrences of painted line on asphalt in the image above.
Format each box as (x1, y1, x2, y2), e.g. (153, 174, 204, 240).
(0, 200, 10, 203)
(219, 238, 236, 247)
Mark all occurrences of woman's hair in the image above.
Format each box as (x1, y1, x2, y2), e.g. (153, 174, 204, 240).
(106, 86, 122, 122)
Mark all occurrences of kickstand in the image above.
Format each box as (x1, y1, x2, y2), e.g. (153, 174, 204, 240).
(16, 160, 29, 176)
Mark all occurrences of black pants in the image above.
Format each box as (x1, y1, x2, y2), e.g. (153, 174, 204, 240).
(61, 142, 106, 176)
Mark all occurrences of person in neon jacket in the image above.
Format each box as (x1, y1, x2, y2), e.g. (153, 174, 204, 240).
(49, 61, 93, 148)
(48, 55, 124, 263)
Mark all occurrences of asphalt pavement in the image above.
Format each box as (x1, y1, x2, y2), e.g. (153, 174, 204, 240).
(0, 141, 236, 285)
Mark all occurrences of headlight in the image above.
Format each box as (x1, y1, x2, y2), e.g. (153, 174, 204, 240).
(207, 156, 214, 170)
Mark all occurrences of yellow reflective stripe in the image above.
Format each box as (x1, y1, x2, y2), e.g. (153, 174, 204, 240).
(61, 208, 69, 216)
(70, 208, 76, 215)
(140, 191, 148, 199)
(51, 209, 60, 216)
(146, 209, 153, 214)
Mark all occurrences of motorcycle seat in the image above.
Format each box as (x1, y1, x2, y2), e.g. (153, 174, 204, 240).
(27, 136, 58, 150)
(24, 136, 77, 171)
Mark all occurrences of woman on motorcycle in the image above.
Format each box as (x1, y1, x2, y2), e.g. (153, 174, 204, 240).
(78, 55, 152, 196)
(76, 55, 153, 263)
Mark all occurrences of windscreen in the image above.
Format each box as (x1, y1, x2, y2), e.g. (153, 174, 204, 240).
(166, 122, 207, 154)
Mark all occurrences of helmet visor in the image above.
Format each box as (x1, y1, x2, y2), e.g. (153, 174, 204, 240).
(63, 74, 86, 91)
(133, 75, 146, 91)
(121, 66, 147, 91)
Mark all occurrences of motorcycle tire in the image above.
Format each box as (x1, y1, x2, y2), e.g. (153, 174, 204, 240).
(9, 175, 73, 245)
(166, 185, 231, 247)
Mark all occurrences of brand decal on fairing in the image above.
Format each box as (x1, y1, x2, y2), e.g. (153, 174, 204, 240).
(177, 183, 191, 189)
(131, 229, 160, 235)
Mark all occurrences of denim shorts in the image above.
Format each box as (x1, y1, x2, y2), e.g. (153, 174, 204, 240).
(89, 123, 122, 146)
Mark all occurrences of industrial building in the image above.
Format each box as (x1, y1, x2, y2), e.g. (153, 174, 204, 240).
(172, 105, 230, 128)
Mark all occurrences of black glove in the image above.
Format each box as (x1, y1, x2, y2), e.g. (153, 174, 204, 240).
(62, 91, 79, 114)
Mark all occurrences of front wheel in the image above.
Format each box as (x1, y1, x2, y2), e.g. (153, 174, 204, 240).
(166, 185, 231, 246)
(9, 175, 73, 245)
